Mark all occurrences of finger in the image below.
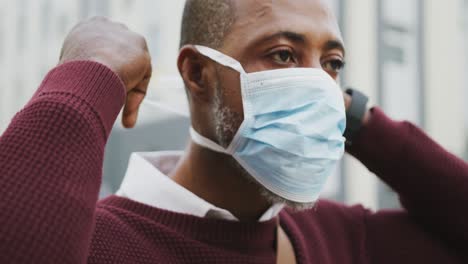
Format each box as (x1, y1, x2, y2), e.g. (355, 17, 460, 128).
(141, 37, 149, 52)
(123, 52, 152, 92)
(122, 77, 151, 128)
(144, 56, 153, 82)
(122, 55, 152, 128)
(131, 58, 152, 95)
(116, 22, 129, 30)
(122, 90, 145, 128)
(131, 59, 152, 96)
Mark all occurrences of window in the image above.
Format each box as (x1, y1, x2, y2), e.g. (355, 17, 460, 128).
(16, 0, 28, 53)
(0, 11, 4, 63)
(377, 0, 425, 208)
(96, 0, 110, 16)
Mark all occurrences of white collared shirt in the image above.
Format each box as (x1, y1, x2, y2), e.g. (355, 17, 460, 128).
(116, 152, 284, 222)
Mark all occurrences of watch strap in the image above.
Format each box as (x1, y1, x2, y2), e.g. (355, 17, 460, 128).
(344, 88, 369, 145)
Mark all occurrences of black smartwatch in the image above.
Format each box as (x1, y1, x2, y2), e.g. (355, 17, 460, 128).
(344, 88, 369, 146)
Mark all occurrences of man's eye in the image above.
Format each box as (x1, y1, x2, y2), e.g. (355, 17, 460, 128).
(271, 50, 295, 64)
(323, 59, 345, 73)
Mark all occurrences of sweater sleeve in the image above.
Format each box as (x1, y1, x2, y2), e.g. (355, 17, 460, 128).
(347, 108, 468, 260)
(0, 61, 125, 263)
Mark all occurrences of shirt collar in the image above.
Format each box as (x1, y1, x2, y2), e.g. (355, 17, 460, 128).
(116, 152, 284, 222)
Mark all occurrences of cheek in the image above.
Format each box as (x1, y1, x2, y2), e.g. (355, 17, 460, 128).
(217, 69, 245, 120)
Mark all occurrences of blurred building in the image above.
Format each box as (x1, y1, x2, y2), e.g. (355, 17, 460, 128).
(343, 0, 467, 209)
(0, 0, 185, 132)
(0, 0, 467, 209)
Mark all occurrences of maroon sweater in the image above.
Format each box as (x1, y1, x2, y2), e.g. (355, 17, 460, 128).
(0, 61, 466, 264)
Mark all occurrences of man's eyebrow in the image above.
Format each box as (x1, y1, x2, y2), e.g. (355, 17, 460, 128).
(324, 40, 346, 56)
(256, 31, 346, 56)
(258, 31, 307, 44)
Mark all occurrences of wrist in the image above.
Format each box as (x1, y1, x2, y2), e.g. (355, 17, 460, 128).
(346, 93, 371, 126)
(343, 88, 369, 145)
(42, 61, 126, 136)
(362, 108, 371, 126)
(344, 92, 352, 110)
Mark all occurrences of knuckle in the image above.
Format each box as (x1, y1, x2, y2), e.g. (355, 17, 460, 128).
(139, 36, 149, 50)
(136, 34, 146, 44)
(117, 22, 129, 29)
(141, 52, 152, 66)
(129, 33, 149, 51)
(145, 52, 152, 64)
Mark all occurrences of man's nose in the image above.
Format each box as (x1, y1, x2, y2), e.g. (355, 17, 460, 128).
(302, 55, 322, 70)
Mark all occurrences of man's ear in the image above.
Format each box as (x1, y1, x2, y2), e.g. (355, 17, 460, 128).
(178, 45, 212, 102)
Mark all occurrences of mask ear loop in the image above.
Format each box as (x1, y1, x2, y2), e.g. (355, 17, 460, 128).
(194, 45, 247, 75)
(189, 127, 230, 154)
(190, 45, 248, 155)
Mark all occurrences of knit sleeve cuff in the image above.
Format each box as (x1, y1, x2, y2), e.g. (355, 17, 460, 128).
(346, 107, 411, 174)
(34, 61, 126, 137)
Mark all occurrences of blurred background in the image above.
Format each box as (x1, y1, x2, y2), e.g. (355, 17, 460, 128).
(0, 0, 467, 210)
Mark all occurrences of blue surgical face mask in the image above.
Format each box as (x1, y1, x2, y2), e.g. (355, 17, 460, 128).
(190, 45, 346, 203)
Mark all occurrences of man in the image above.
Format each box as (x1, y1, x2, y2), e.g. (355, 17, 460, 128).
(0, 0, 466, 263)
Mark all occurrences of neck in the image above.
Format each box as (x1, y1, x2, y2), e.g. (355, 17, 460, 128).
(170, 142, 272, 222)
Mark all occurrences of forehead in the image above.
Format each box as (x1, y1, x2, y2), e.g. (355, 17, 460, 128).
(223, 0, 342, 51)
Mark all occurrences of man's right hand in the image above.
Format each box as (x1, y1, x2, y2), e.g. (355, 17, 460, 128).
(60, 17, 153, 128)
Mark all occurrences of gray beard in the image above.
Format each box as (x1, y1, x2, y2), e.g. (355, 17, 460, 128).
(212, 84, 316, 211)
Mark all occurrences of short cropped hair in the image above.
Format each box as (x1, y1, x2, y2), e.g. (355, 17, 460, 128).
(180, 0, 235, 48)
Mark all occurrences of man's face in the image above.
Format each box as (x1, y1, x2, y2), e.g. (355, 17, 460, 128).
(182, 0, 345, 207)
(211, 0, 345, 147)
